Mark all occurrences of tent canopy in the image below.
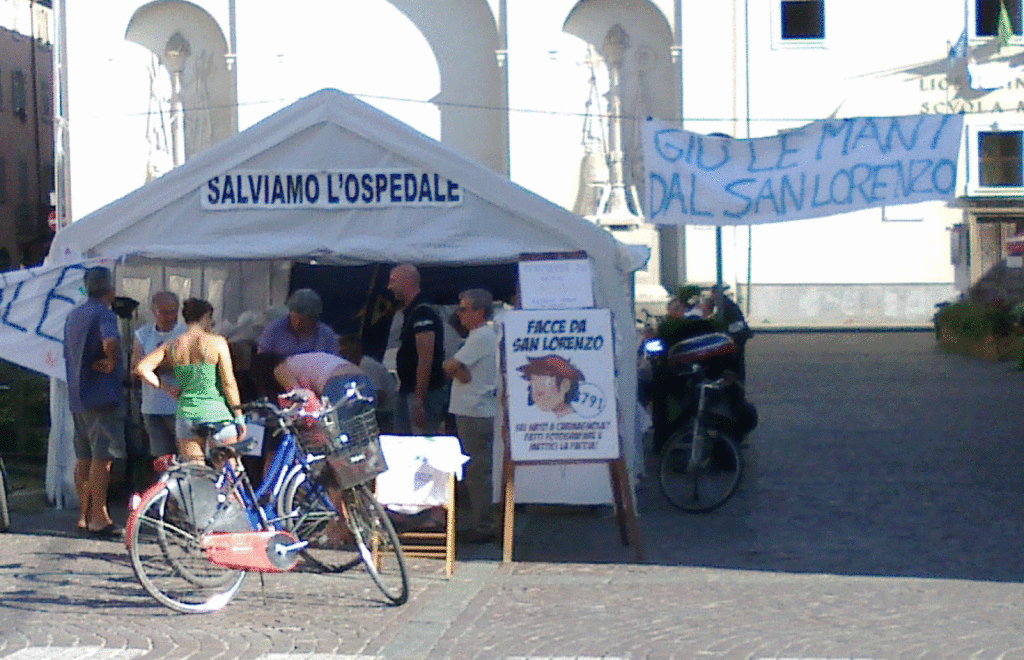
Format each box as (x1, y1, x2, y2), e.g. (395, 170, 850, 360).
(48, 88, 642, 505)
(52, 88, 642, 273)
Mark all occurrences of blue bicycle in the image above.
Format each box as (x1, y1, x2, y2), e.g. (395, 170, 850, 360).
(125, 390, 408, 613)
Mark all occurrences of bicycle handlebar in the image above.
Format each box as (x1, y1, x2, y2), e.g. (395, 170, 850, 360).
(241, 386, 377, 428)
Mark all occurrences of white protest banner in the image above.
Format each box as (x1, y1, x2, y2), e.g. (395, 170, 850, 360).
(643, 114, 964, 226)
(503, 308, 619, 462)
(0, 258, 108, 379)
(202, 169, 463, 210)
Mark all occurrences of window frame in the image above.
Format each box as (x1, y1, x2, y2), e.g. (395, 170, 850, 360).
(772, 0, 828, 50)
(967, 120, 1024, 196)
(11, 70, 27, 117)
(971, 0, 1023, 45)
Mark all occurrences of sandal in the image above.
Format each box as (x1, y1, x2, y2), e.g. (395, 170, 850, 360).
(87, 523, 124, 539)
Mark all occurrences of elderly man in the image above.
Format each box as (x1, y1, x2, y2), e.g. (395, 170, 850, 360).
(258, 288, 338, 357)
(131, 291, 185, 463)
(64, 266, 126, 538)
(387, 263, 446, 435)
(442, 288, 498, 543)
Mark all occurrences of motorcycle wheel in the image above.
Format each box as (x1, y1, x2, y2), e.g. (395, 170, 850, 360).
(658, 426, 742, 513)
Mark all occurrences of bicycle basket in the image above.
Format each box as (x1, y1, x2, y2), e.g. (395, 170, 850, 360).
(297, 399, 388, 490)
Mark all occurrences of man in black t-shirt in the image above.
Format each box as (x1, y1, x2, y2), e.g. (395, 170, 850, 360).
(388, 263, 446, 434)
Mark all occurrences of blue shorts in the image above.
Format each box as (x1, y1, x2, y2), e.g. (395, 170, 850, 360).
(175, 416, 237, 446)
(322, 374, 377, 406)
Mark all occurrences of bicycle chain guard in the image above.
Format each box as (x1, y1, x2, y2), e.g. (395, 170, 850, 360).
(201, 530, 301, 572)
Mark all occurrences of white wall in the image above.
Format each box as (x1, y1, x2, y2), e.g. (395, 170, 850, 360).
(63, 0, 1021, 326)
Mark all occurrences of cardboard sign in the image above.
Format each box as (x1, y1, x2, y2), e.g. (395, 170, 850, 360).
(503, 308, 618, 461)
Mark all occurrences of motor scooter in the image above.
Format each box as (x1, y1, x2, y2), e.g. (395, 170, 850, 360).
(640, 330, 757, 512)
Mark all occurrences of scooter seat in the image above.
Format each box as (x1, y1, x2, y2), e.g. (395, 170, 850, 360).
(667, 332, 736, 368)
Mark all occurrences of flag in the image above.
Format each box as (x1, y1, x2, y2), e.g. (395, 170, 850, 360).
(998, 0, 1013, 51)
(949, 27, 968, 60)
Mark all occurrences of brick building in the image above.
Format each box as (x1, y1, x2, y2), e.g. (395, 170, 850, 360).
(0, 0, 53, 268)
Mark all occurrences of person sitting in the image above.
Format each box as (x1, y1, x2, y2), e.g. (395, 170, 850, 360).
(135, 298, 245, 464)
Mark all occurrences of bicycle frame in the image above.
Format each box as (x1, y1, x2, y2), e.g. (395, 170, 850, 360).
(687, 368, 730, 470)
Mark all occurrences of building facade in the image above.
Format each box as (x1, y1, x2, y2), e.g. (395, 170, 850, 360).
(56, 0, 1024, 326)
(0, 0, 53, 268)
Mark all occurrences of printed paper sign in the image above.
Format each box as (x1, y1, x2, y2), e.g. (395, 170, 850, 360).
(642, 114, 964, 226)
(518, 258, 594, 310)
(503, 308, 619, 462)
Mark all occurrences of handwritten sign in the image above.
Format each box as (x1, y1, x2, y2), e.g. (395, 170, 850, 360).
(0, 258, 108, 379)
(503, 308, 618, 462)
(202, 169, 463, 210)
(642, 114, 964, 226)
(518, 258, 594, 310)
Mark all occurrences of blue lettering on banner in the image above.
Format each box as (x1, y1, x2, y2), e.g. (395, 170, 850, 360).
(271, 176, 286, 204)
(328, 174, 340, 203)
(419, 173, 433, 202)
(434, 173, 447, 202)
(344, 174, 359, 203)
(235, 175, 249, 203)
(1, 281, 28, 332)
(361, 173, 374, 203)
(202, 169, 464, 210)
(644, 114, 964, 225)
(36, 264, 86, 342)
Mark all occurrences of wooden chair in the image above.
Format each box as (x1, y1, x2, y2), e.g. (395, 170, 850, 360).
(386, 473, 456, 577)
(373, 434, 466, 578)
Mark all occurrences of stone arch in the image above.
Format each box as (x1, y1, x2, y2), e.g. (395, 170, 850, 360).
(387, 0, 508, 175)
(125, 0, 237, 160)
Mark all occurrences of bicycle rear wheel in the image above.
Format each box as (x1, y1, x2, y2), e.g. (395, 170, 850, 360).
(0, 457, 10, 532)
(126, 479, 246, 613)
(281, 470, 359, 574)
(658, 427, 743, 513)
(341, 483, 409, 605)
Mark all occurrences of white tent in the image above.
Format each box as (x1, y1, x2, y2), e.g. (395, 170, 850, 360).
(47, 88, 643, 505)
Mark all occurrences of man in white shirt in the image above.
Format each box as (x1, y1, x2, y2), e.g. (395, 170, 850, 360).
(131, 291, 186, 461)
(442, 288, 498, 543)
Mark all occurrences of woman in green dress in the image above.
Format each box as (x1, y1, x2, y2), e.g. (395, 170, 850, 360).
(136, 298, 246, 462)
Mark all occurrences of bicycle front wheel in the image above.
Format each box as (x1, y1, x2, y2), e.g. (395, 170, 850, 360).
(341, 483, 409, 605)
(658, 427, 743, 513)
(126, 479, 246, 613)
(0, 457, 10, 532)
(281, 470, 359, 574)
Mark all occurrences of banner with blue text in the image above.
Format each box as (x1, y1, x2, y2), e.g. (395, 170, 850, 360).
(202, 169, 463, 210)
(0, 259, 108, 379)
(642, 114, 964, 226)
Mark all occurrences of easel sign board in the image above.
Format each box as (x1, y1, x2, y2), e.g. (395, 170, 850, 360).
(517, 253, 594, 310)
(503, 307, 619, 462)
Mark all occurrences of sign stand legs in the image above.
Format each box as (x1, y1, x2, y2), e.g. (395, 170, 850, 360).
(499, 452, 643, 563)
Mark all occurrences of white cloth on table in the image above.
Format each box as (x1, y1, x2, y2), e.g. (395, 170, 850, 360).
(375, 434, 470, 514)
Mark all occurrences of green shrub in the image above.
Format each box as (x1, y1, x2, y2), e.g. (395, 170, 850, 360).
(935, 300, 1015, 340)
(0, 359, 50, 459)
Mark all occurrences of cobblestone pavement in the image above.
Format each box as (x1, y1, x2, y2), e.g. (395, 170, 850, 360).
(1, 332, 1023, 659)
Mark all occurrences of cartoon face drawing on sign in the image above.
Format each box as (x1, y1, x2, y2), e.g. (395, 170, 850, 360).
(518, 355, 585, 418)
